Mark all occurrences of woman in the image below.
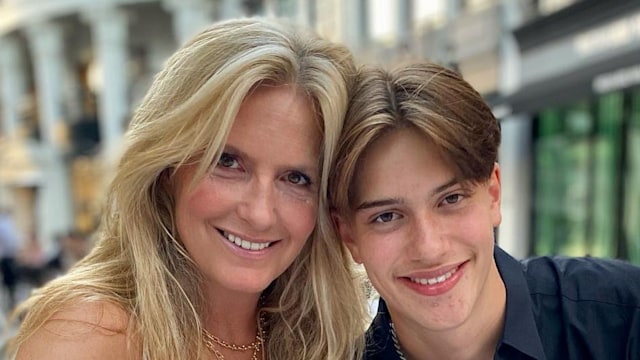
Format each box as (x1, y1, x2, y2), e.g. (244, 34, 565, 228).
(9, 18, 367, 360)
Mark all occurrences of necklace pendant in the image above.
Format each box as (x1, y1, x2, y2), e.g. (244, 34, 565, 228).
(202, 311, 266, 360)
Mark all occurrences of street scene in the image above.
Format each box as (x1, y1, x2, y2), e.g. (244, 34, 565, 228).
(1, 0, 639, 358)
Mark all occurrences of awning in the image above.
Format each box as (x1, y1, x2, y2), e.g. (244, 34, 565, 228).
(505, 48, 640, 114)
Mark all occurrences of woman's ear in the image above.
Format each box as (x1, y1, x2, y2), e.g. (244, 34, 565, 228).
(331, 210, 363, 264)
(158, 168, 175, 197)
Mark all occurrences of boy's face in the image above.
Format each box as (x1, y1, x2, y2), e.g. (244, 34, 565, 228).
(335, 128, 504, 336)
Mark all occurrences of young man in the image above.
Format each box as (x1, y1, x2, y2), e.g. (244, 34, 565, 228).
(329, 63, 640, 360)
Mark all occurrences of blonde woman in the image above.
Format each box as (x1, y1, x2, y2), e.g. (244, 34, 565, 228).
(9, 18, 367, 360)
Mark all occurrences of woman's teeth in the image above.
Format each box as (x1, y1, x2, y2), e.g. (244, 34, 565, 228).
(223, 232, 271, 250)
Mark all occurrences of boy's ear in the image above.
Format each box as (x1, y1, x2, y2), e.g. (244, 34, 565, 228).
(331, 210, 363, 264)
(489, 162, 502, 227)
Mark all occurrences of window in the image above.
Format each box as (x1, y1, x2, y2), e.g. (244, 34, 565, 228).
(533, 89, 637, 264)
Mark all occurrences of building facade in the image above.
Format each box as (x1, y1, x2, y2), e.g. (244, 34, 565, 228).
(506, 0, 640, 263)
(0, 0, 338, 255)
(342, 0, 640, 265)
(1, 0, 638, 264)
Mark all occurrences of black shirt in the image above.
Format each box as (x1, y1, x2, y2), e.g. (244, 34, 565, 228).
(364, 246, 640, 360)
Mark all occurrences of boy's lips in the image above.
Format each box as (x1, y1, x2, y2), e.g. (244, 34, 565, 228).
(400, 261, 468, 296)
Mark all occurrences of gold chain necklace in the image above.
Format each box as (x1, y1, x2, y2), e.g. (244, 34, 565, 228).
(203, 313, 266, 360)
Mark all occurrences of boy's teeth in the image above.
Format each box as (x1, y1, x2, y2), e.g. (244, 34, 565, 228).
(410, 267, 457, 285)
(224, 232, 270, 251)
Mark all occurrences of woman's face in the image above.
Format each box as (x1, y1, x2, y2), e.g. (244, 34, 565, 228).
(173, 84, 321, 299)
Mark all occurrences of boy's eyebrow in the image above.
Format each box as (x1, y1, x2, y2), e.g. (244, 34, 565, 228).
(356, 198, 402, 211)
(354, 177, 459, 211)
(432, 178, 459, 196)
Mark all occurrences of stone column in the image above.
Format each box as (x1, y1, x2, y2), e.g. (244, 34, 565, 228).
(500, 0, 526, 95)
(296, 0, 312, 26)
(164, 0, 214, 45)
(495, 0, 531, 258)
(445, 0, 463, 21)
(25, 20, 73, 254)
(396, 0, 413, 46)
(263, 0, 277, 17)
(0, 36, 27, 224)
(497, 115, 532, 259)
(341, 0, 368, 50)
(0, 37, 27, 139)
(83, 6, 130, 160)
(220, 0, 242, 19)
(26, 22, 66, 147)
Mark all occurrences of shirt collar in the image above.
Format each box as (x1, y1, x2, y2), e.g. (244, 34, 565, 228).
(367, 247, 547, 360)
(366, 298, 400, 359)
(494, 246, 547, 359)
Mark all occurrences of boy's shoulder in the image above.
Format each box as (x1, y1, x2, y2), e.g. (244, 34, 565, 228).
(521, 254, 640, 305)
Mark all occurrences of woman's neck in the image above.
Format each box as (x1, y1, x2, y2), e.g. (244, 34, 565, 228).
(203, 287, 263, 344)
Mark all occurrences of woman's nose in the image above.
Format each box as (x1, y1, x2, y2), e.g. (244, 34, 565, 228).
(237, 179, 277, 231)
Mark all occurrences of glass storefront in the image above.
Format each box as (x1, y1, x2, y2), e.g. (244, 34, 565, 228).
(627, 89, 640, 263)
(533, 87, 640, 264)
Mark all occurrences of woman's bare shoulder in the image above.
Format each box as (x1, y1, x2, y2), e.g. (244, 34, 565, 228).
(16, 300, 140, 360)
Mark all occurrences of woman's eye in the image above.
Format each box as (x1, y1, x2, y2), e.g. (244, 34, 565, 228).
(286, 171, 311, 186)
(217, 153, 240, 169)
(373, 212, 399, 223)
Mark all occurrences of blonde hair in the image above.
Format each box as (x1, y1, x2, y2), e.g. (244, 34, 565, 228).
(330, 63, 501, 215)
(9, 18, 367, 360)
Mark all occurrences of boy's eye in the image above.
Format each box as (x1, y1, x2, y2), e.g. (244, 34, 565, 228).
(218, 153, 239, 169)
(442, 194, 462, 205)
(374, 212, 399, 223)
(287, 171, 311, 186)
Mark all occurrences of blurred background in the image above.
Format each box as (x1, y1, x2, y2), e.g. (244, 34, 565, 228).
(0, 0, 639, 332)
